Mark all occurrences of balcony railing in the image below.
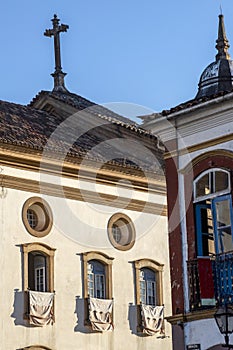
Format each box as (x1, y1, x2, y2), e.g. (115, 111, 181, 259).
(187, 259, 201, 310)
(187, 257, 215, 310)
(212, 252, 233, 306)
(188, 253, 233, 311)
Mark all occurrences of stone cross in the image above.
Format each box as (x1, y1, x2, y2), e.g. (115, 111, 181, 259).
(44, 15, 69, 92)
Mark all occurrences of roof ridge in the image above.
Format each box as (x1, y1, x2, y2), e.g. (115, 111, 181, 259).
(28, 90, 156, 139)
(161, 89, 233, 116)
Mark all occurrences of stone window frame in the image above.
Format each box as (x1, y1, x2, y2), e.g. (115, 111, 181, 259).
(22, 242, 56, 292)
(134, 258, 164, 332)
(22, 197, 53, 238)
(82, 251, 114, 299)
(22, 242, 56, 319)
(134, 258, 164, 306)
(107, 213, 136, 251)
(82, 251, 114, 325)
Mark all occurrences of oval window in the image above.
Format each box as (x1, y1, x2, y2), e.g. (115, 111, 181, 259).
(107, 213, 135, 251)
(22, 197, 53, 237)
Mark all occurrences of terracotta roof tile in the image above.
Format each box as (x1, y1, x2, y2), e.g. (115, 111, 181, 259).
(29, 90, 136, 124)
(0, 99, 164, 174)
(161, 89, 232, 116)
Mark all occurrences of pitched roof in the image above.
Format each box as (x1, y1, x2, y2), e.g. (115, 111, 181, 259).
(0, 100, 52, 150)
(0, 98, 164, 174)
(29, 90, 143, 130)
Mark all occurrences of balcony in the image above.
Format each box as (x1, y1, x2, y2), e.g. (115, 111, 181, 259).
(188, 253, 233, 311)
(187, 257, 215, 310)
(213, 252, 233, 306)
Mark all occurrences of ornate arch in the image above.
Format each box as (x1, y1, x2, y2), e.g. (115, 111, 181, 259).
(183, 149, 233, 260)
(182, 149, 233, 175)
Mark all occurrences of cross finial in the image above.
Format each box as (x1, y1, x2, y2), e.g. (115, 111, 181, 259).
(44, 14, 69, 92)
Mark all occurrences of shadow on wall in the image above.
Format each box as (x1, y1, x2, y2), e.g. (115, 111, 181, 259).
(74, 254, 94, 334)
(128, 261, 144, 336)
(11, 289, 26, 326)
(74, 298, 144, 336)
(128, 302, 145, 336)
(74, 296, 93, 334)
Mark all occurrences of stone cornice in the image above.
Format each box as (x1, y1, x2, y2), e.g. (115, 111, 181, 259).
(166, 308, 216, 325)
(164, 133, 233, 160)
(143, 94, 233, 147)
(1, 174, 167, 215)
(0, 143, 166, 195)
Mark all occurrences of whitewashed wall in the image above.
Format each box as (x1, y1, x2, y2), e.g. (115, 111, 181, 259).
(0, 166, 172, 350)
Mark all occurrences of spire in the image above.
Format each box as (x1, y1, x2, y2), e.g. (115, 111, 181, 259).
(44, 15, 69, 92)
(215, 14, 231, 61)
(195, 14, 233, 99)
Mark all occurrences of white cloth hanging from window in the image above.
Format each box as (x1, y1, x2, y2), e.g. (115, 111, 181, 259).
(29, 290, 54, 326)
(140, 304, 164, 336)
(89, 297, 113, 331)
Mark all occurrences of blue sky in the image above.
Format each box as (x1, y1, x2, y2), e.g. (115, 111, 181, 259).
(1, 1, 233, 119)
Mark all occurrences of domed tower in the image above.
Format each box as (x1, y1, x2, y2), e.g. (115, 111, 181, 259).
(196, 14, 233, 99)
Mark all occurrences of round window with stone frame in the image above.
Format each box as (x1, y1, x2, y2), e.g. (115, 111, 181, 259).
(107, 213, 136, 251)
(22, 197, 53, 237)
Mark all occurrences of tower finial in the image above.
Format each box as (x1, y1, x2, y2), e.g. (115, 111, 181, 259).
(44, 14, 69, 92)
(215, 13, 231, 60)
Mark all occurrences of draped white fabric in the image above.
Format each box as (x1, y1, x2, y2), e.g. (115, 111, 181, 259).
(89, 297, 113, 331)
(29, 290, 54, 326)
(140, 304, 164, 336)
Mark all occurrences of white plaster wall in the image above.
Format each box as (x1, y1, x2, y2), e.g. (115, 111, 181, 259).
(177, 116, 233, 146)
(185, 318, 231, 350)
(0, 181, 172, 350)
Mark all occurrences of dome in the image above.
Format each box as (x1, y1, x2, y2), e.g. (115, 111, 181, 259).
(196, 14, 233, 99)
(196, 59, 233, 99)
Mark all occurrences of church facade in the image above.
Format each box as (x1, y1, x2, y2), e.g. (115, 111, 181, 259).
(0, 16, 172, 350)
(143, 14, 233, 350)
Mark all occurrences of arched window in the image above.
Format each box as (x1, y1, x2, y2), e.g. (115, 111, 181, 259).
(194, 168, 230, 202)
(22, 243, 56, 323)
(193, 168, 233, 255)
(22, 243, 55, 292)
(134, 258, 163, 306)
(134, 259, 164, 333)
(28, 253, 47, 292)
(87, 260, 106, 299)
(139, 268, 156, 306)
(82, 251, 114, 300)
(82, 252, 114, 327)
